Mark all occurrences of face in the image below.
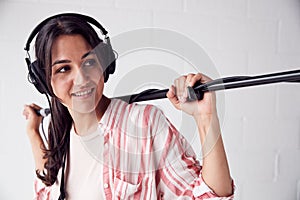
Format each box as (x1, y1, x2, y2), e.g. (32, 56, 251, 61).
(50, 34, 104, 114)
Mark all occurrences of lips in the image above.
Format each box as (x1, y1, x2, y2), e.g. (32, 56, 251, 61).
(72, 88, 94, 97)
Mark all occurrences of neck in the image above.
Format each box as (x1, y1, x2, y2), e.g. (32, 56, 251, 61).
(69, 96, 111, 136)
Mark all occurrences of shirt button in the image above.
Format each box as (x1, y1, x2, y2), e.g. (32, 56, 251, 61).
(103, 183, 109, 189)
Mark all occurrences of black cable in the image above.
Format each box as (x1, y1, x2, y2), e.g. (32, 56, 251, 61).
(58, 143, 67, 200)
(40, 117, 48, 143)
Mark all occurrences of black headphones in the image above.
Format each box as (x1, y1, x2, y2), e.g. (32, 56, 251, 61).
(24, 13, 116, 96)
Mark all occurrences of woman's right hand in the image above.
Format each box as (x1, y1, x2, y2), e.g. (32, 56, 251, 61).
(23, 104, 47, 173)
(23, 103, 43, 139)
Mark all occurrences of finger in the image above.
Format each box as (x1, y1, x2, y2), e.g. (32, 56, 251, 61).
(29, 103, 42, 110)
(23, 105, 37, 119)
(198, 73, 212, 83)
(185, 73, 195, 86)
(23, 106, 29, 119)
(23, 104, 33, 113)
(167, 85, 181, 110)
(186, 73, 202, 87)
(174, 76, 187, 103)
(24, 104, 42, 118)
(166, 85, 176, 99)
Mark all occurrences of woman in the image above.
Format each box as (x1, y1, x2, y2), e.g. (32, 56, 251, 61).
(23, 14, 233, 199)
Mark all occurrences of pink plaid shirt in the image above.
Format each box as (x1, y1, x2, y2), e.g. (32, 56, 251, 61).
(34, 99, 234, 199)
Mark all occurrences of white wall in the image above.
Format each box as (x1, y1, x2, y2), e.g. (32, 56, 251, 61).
(0, 0, 300, 199)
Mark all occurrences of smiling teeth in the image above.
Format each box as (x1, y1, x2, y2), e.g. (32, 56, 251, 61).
(73, 89, 93, 97)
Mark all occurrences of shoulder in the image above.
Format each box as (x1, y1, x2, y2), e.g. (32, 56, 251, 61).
(111, 99, 166, 121)
(102, 99, 170, 134)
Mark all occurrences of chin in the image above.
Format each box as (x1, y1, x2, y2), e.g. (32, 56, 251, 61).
(72, 104, 97, 114)
(71, 96, 101, 114)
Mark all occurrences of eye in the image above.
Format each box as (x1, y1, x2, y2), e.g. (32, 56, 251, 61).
(55, 65, 71, 74)
(83, 59, 97, 67)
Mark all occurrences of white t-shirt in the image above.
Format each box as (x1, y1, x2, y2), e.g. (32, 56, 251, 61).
(51, 125, 105, 199)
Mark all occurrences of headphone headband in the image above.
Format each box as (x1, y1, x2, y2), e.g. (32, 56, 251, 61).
(24, 12, 116, 95)
(24, 13, 108, 51)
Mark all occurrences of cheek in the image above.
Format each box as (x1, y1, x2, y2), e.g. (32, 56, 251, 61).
(91, 69, 104, 88)
(96, 77, 104, 94)
(51, 77, 72, 98)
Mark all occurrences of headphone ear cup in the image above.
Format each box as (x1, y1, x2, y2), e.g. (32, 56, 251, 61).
(95, 42, 116, 82)
(105, 44, 116, 82)
(28, 60, 50, 95)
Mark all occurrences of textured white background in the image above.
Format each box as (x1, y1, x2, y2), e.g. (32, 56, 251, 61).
(0, 0, 300, 199)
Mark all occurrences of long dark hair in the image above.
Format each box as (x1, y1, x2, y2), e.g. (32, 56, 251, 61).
(34, 15, 103, 186)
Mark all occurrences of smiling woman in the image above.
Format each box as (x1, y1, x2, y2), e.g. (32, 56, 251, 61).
(22, 13, 234, 200)
(22, 14, 115, 199)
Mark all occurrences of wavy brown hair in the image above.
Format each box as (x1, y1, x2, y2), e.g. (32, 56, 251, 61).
(34, 15, 104, 186)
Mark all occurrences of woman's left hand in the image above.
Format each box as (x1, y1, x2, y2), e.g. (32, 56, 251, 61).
(167, 73, 217, 118)
(168, 73, 233, 197)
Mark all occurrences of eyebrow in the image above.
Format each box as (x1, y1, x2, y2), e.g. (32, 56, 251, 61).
(81, 50, 95, 59)
(51, 59, 71, 67)
(51, 50, 95, 67)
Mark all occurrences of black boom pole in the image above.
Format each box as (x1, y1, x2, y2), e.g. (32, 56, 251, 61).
(114, 69, 300, 104)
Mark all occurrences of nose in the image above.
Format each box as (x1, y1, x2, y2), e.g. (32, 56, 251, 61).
(74, 67, 89, 86)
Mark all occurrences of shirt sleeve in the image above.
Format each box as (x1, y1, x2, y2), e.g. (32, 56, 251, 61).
(33, 177, 52, 200)
(151, 107, 234, 199)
